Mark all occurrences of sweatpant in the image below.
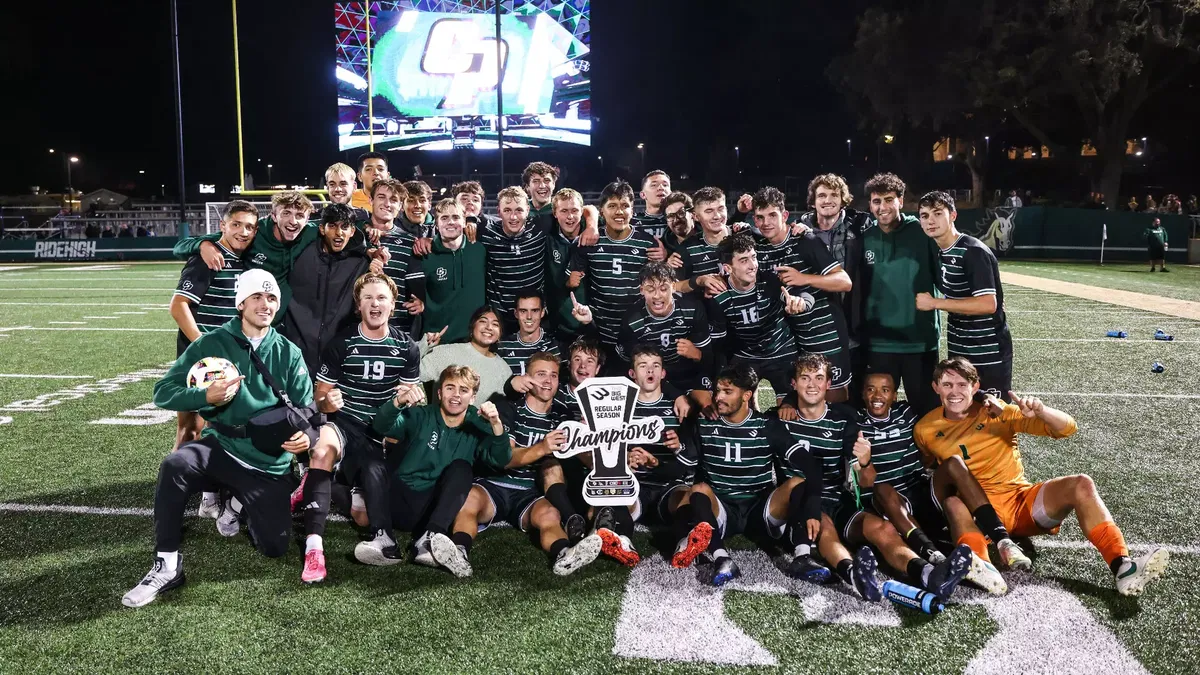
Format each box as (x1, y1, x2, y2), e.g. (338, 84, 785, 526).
(867, 349, 940, 415)
(335, 420, 391, 534)
(389, 458, 474, 536)
(154, 437, 295, 557)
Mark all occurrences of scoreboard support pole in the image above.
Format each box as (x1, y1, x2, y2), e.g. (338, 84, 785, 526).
(496, 0, 505, 184)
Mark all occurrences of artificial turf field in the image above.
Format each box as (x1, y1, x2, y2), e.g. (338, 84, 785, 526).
(0, 261, 1197, 674)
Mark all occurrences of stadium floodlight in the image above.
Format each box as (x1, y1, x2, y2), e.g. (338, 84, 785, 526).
(48, 148, 55, 153)
(637, 143, 644, 149)
(139, 170, 145, 174)
(70, 156, 79, 163)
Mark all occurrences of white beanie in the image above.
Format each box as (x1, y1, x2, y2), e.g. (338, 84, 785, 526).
(235, 269, 281, 308)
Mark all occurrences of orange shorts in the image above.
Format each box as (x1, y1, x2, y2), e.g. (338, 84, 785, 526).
(988, 482, 1061, 538)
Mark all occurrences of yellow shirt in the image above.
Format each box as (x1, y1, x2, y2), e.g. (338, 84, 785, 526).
(914, 402, 1077, 496)
(350, 189, 372, 212)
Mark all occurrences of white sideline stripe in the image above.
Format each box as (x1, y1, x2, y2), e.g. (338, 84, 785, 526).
(113, 311, 148, 315)
(48, 321, 88, 325)
(83, 316, 119, 319)
(1, 502, 1197, 556)
(0, 302, 167, 307)
(0, 326, 175, 333)
(0, 287, 173, 292)
(1023, 391, 1200, 399)
(1013, 337, 1200, 343)
(0, 374, 93, 379)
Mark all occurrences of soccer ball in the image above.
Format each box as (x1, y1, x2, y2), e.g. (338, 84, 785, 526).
(187, 357, 240, 389)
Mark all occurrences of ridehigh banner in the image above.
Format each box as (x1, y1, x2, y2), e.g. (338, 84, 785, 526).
(0, 238, 176, 263)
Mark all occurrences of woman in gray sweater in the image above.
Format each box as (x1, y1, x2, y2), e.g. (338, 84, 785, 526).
(419, 306, 513, 404)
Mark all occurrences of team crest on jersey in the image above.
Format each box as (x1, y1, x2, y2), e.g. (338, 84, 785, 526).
(436, 267, 448, 281)
(823, 430, 833, 438)
(553, 249, 562, 262)
(182, 281, 193, 291)
(428, 431, 439, 450)
(390, 348, 400, 356)
(253, 253, 267, 264)
(831, 366, 843, 381)
(553, 377, 664, 507)
(865, 250, 876, 264)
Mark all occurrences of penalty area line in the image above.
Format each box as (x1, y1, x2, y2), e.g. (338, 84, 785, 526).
(0, 374, 94, 379)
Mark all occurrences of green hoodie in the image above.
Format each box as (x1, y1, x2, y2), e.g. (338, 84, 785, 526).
(420, 237, 487, 343)
(174, 216, 320, 319)
(860, 214, 941, 353)
(153, 318, 314, 475)
(372, 400, 511, 490)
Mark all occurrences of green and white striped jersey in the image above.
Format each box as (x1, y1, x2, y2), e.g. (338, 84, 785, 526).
(316, 325, 421, 426)
(755, 232, 847, 356)
(776, 403, 859, 509)
(173, 242, 244, 334)
(485, 400, 561, 491)
(935, 234, 1010, 366)
(498, 329, 562, 375)
(690, 411, 803, 501)
(857, 401, 925, 498)
(569, 228, 658, 347)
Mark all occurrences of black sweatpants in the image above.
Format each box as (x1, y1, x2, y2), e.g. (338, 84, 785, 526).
(154, 437, 296, 557)
(388, 458, 474, 537)
(335, 420, 391, 534)
(867, 349, 940, 416)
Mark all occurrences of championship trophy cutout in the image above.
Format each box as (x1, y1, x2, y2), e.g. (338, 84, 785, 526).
(552, 377, 664, 506)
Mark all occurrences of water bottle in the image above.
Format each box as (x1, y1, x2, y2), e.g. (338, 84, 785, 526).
(1151, 362, 1165, 373)
(1106, 330, 1127, 338)
(1154, 329, 1173, 341)
(883, 580, 945, 615)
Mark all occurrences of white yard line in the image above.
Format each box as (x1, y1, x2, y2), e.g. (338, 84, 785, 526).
(48, 321, 88, 325)
(1023, 391, 1200, 399)
(0, 374, 93, 379)
(0, 326, 174, 333)
(0, 302, 167, 307)
(1013, 337, 1200, 343)
(82, 316, 120, 319)
(112, 311, 148, 315)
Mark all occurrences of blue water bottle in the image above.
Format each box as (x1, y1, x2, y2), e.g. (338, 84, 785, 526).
(1151, 362, 1165, 373)
(883, 580, 945, 615)
(1106, 330, 1127, 338)
(1154, 329, 1174, 341)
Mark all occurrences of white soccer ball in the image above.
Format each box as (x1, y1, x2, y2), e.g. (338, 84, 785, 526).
(187, 357, 240, 390)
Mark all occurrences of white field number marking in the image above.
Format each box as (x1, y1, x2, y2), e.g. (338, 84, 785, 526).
(90, 403, 175, 426)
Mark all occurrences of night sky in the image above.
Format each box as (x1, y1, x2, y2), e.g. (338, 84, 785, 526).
(3, 0, 872, 199)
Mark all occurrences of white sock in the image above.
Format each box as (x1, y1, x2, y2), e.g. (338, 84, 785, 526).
(157, 551, 179, 572)
(712, 547, 729, 560)
(793, 544, 811, 558)
(920, 563, 933, 587)
(201, 492, 217, 504)
(305, 534, 323, 553)
(228, 496, 242, 514)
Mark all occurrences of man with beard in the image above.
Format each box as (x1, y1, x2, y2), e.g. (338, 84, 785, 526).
(659, 191, 695, 267)
(860, 173, 941, 414)
(351, 152, 388, 212)
(285, 204, 373, 375)
(798, 174, 871, 397)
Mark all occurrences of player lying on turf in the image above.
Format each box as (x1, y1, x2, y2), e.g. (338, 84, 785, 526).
(169, 199, 260, 519)
(303, 272, 421, 580)
(667, 364, 860, 588)
(365, 366, 512, 568)
(124, 270, 318, 608)
(777, 355, 972, 603)
(915, 357, 1170, 597)
(433, 352, 604, 578)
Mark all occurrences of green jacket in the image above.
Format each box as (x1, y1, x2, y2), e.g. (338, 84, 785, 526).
(1145, 225, 1168, 248)
(372, 400, 511, 490)
(153, 318, 314, 475)
(174, 217, 320, 320)
(546, 228, 587, 343)
(860, 214, 941, 353)
(420, 237, 487, 344)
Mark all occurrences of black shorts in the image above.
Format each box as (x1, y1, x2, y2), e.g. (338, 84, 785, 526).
(633, 481, 688, 523)
(1149, 245, 1165, 259)
(479, 480, 542, 532)
(838, 477, 949, 545)
(668, 371, 714, 395)
(810, 346, 852, 390)
(731, 355, 796, 396)
(956, 337, 1013, 401)
(176, 330, 192, 358)
(329, 417, 385, 485)
(715, 492, 782, 539)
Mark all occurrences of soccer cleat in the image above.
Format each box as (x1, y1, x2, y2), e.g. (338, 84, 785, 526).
(121, 557, 185, 608)
(289, 471, 309, 514)
(965, 552, 1008, 595)
(354, 530, 402, 566)
(1115, 547, 1169, 597)
(671, 522, 713, 569)
(852, 547, 883, 602)
(197, 492, 220, 520)
(429, 532, 472, 578)
(785, 554, 832, 584)
(301, 548, 327, 584)
(925, 543, 973, 601)
(706, 555, 742, 587)
(215, 496, 241, 537)
(553, 533, 603, 576)
(997, 538, 1033, 571)
(591, 506, 616, 534)
(597, 529, 641, 567)
(565, 513, 587, 545)
(410, 532, 438, 568)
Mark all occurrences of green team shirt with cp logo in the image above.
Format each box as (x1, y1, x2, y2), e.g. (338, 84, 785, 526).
(860, 214, 941, 354)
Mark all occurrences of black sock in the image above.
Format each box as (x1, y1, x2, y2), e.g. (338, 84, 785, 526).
(906, 557, 930, 585)
(904, 527, 939, 561)
(302, 468, 333, 537)
(786, 483, 814, 552)
(612, 507, 635, 538)
(545, 483, 578, 522)
(836, 559, 854, 586)
(1109, 555, 1131, 577)
(972, 504, 1010, 544)
(672, 504, 695, 541)
(549, 537, 569, 561)
(451, 530, 474, 553)
(690, 493, 724, 553)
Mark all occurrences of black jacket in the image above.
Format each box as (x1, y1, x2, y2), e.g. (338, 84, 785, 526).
(798, 208, 871, 345)
(283, 242, 371, 374)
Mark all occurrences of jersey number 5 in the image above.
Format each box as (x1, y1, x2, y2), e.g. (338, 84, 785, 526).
(612, 258, 623, 275)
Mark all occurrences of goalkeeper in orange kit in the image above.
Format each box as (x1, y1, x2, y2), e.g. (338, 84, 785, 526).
(915, 357, 1168, 597)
